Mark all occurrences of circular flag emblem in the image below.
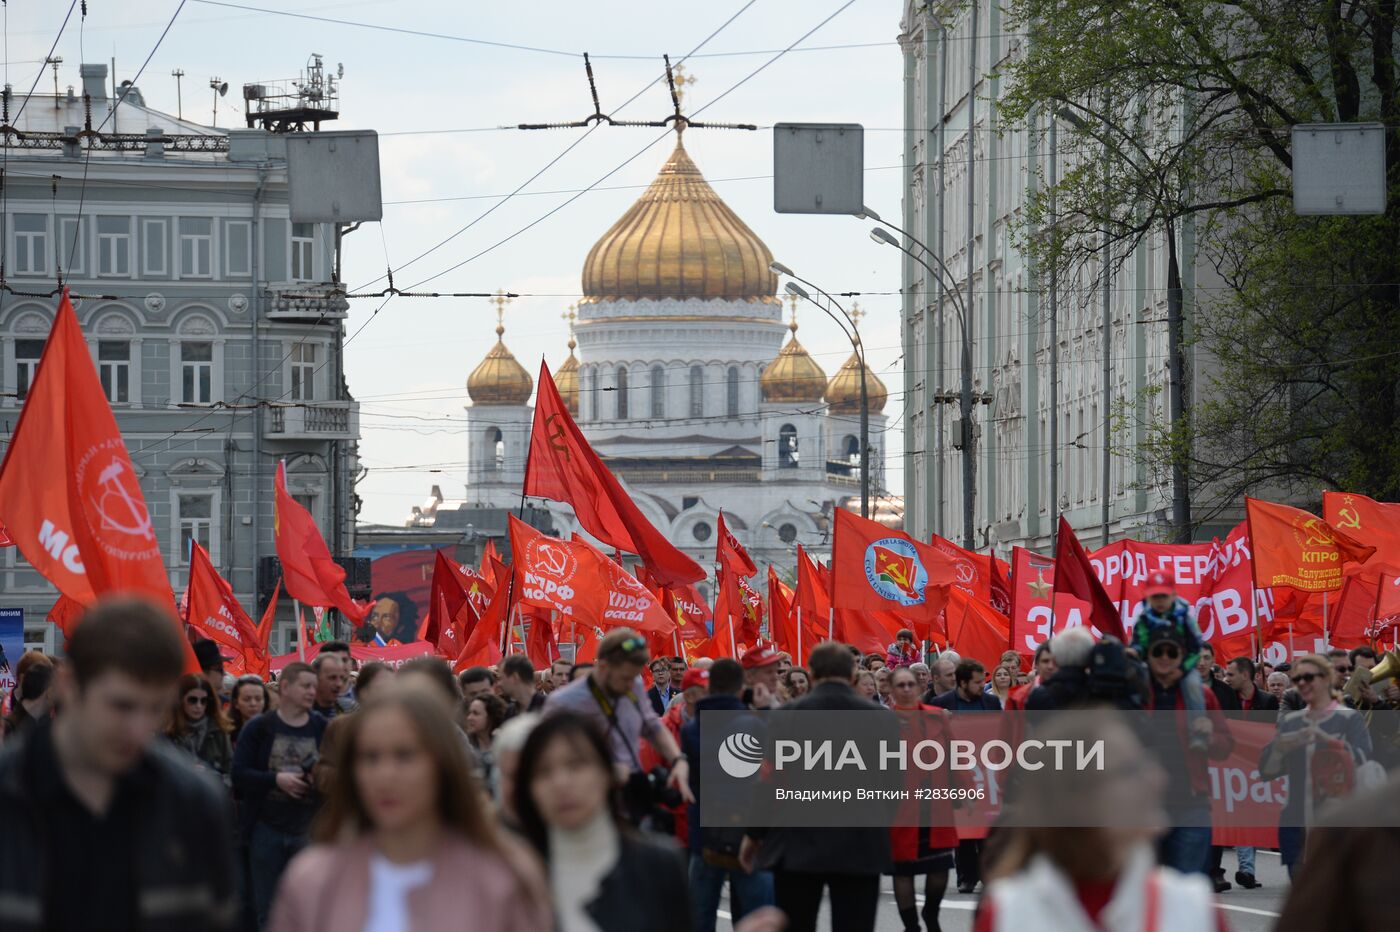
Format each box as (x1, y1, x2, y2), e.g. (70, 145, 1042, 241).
(864, 538, 929, 606)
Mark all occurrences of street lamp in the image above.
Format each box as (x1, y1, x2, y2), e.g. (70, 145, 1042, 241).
(769, 263, 871, 519)
(868, 224, 977, 550)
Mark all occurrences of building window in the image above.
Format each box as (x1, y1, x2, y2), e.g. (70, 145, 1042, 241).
(843, 434, 860, 463)
(14, 339, 45, 400)
(691, 521, 712, 542)
(225, 220, 252, 277)
(142, 219, 168, 276)
(485, 427, 503, 472)
(726, 366, 740, 417)
(650, 365, 665, 418)
(178, 218, 214, 277)
(290, 343, 317, 401)
(97, 216, 131, 276)
(689, 365, 703, 417)
(778, 522, 798, 543)
(292, 492, 318, 527)
(58, 218, 84, 276)
(13, 215, 47, 275)
(181, 341, 214, 404)
(98, 341, 131, 404)
(778, 423, 799, 468)
(615, 366, 629, 419)
(291, 223, 315, 281)
(177, 494, 213, 563)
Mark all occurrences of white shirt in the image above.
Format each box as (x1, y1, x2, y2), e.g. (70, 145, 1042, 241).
(549, 811, 619, 932)
(363, 852, 433, 932)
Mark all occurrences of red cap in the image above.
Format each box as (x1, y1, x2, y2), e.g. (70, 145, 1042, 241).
(1145, 570, 1175, 597)
(681, 668, 710, 691)
(741, 641, 782, 670)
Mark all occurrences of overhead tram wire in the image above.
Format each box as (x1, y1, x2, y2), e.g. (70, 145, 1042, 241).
(395, 0, 859, 299)
(353, 0, 762, 294)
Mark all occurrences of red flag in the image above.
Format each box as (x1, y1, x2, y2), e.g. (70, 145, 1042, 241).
(716, 511, 757, 578)
(698, 566, 746, 659)
(433, 590, 467, 657)
(793, 545, 834, 654)
(768, 566, 798, 658)
(274, 461, 368, 623)
(523, 362, 703, 587)
(510, 516, 676, 633)
(0, 520, 12, 547)
(252, 580, 280, 678)
(1246, 498, 1375, 593)
(945, 587, 1012, 670)
(185, 541, 263, 676)
(1009, 547, 1056, 659)
(480, 539, 502, 587)
(831, 509, 957, 622)
(0, 293, 178, 610)
(1053, 517, 1126, 641)
(420, 550, 492, 648)
(1324, 491, 1400, 555)
(524, 604, 561, 668)
(47, 594, 86, 641)
(453, 574, 507, 672)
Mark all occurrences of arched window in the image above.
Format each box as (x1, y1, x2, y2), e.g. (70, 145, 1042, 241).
(778, 424, 799, 468)
(616, 366, 629, 419)
(650, 364, 665, 418)
(843, 435, 860, 463)
(689, 365, 703, 417)
(726, 366, 740, 417)
(486, 427, 504, 472)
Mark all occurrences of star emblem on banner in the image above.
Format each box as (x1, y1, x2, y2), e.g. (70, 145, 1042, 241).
(1027, 569, 1052, 600)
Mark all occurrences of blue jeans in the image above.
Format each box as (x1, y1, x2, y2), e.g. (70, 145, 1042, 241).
(1158, 825, 1212, 876)
(248, 823, 308, 928)
(689, 853, 775, 932)
(1235, 846, 1256, 875)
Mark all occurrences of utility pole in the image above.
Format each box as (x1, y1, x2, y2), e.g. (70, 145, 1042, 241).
(171, 69, 184, 119)
(48, 56, 63, 108)
(1166, 222, 1190, 542)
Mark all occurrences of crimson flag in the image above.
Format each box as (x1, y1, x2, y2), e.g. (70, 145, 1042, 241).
(0, 294, 178, 608)
(768, 566, 798, 658)
(1053, 517, 1125, 641)
(945, 587, 1012, 671)
(0, 520, 12, 547)
(185, 541, 264, 677)
(717, 511, 757, 578)
(453, 565, 507, 672)
(523, 362, 703, 587)
(274, 461, 368, 623)
(1246, 498, 1374, 593)
(524, 604, 561, 668)
(831, 509, 957, 622)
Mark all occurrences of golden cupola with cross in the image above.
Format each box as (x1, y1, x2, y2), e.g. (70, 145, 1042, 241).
(823, 303, 887, 414)
(555, 305, 580, 415)
(467, 291, 533, 406)
(580, 134, 779, 305)
(760, 295, 827, 404)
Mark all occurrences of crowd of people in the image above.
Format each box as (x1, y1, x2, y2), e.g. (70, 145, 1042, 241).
(0, 578, 1395, 931)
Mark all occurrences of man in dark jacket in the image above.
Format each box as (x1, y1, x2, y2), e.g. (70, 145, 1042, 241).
(928, 658, 1002, 712)
(739, 642, 895, 932)
(1199, 643, 1241, 712)
(681, 658, 773, 932)
(0, 599, 236, 932)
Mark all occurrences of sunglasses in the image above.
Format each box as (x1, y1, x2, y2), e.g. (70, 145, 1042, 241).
(1290, 671, 1324, 685)
(1149, 645, 1181, 660)
(619, 636, 646, 653)
(1334, 665, 1352, 674)
(184, 694, 209, 705)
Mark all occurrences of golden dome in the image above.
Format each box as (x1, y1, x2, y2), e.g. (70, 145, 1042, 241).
(760, 320, 827, 403)
(824, 352, 888, 414)
(467, 322, 533, 406)
(555, 341, 580, 415)
(581, 136, 778, 303)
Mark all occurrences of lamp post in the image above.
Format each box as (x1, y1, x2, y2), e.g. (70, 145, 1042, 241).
(868, 224, 977, 550)
(769, 262, 870, 519)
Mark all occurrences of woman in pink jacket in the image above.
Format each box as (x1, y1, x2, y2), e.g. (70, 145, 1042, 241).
(269, 688, 551, 932)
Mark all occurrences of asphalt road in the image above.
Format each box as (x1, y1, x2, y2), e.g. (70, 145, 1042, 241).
(719, 848, 1290, 931)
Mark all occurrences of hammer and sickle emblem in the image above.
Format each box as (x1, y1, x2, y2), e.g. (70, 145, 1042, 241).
(1299, 518, 1336, 548)
(92, 460, 155, 541)
(544, 414, 570, 459)
(1336, 507, 1362, 530)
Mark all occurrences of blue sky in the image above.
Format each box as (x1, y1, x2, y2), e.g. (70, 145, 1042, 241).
(10, 0, 908, 525)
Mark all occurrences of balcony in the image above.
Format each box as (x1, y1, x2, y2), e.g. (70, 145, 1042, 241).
(265, 401, 359, 441)
(264, 282, 349, 322)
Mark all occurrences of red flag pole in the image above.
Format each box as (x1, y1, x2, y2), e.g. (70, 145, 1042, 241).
(796, 607, 803, 666)
(294, 599, 305, 661)
(1322, 590, 1330, 647)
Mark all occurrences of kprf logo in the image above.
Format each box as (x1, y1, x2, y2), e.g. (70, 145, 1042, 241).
(717, 732, 763, 779)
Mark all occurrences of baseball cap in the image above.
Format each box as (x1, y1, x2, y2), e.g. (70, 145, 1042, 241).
(193, 639, 228, 672)
(681, 668, 710, 691)
(1146, 626, 1185, 651)
(741, 641, 782, 670)
(1144, 570, 1175, 598)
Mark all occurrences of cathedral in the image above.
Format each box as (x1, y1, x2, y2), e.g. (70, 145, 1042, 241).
(453, 132, 888, 578)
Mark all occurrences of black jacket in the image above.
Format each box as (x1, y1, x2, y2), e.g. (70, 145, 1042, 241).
(747, 681, 895, 874)
(1023, 667, 1093, 710)
(1234, 686, 1278, 713)
(586, 832, 694, 932)
(646, 684, 676, 717)
(928, 687, 1003, 711)
(1208, 676, 1241, 713)
(0, 722, 236, 932)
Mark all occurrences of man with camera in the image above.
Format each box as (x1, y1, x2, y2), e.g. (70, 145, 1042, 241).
(544, 628, 694, 824)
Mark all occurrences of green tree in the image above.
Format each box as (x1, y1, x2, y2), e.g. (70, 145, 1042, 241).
(997, 0, 1400, 529)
